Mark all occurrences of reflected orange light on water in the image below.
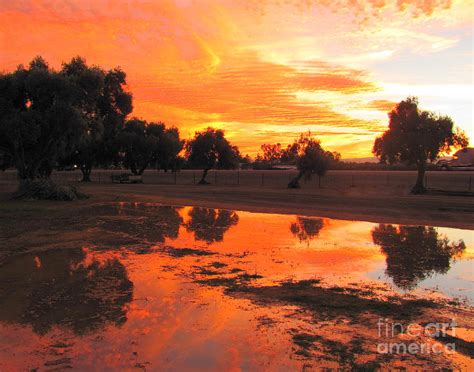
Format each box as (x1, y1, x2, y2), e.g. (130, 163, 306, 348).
(0, 204, 472, 370)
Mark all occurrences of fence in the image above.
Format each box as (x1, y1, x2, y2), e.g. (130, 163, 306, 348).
(0, 169, 472, 193)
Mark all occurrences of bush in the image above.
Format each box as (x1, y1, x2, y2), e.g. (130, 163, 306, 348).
(14, 179, 88, 201)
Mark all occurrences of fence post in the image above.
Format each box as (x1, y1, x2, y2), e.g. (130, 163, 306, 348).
(469, 176, 472, 192)
(261, 172, 264, 186)
(351, 174, 355, 187)
(214, 171, 217, 185)
(386, 174, 389, 186)
(174, 171, 177, 185)
(318, 175, 321, 189)
(99, 172, 101, 183)
(425, 174, 428, 188)
(237, 171, 240, 186)
(193, 172, 196, 185)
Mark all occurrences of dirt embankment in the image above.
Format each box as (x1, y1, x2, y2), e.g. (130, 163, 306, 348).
(71, 183, 474, 229)
(1, 171, 473, 229)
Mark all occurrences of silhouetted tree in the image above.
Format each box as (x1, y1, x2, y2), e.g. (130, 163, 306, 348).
(97, 67, 133, 168)
(372, 224, 465, 290)
(0, 57, 85, 180)
(0, 56, 132, 183)
(288, 133, 337, 188)
(280, 142, 300, 164)
(290, 217, 324, 243)
(156, 127, 184, 172)
(61, 57, 132, 181)
(260, 143, 282, 165)
(118, 119, 164, 175)
(0, 248, 133, 335)
(185, 207, 239, 243)
(185, 127, 240, 184)
(373, 97, 468, 194)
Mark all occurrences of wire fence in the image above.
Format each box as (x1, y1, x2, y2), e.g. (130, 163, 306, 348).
(0, 169, 472, 192)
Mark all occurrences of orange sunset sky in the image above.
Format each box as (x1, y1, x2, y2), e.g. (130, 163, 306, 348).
(0, 0, 472, 158)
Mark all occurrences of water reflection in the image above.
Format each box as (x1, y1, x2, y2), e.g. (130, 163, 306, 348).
(185, 207, 239, 244)
(372, 224, 466, 290)
(290, 217, 324, 243)
(99, 203, 183, 245)
(0, 248, 133, 335)
(1, 203, 472, 370)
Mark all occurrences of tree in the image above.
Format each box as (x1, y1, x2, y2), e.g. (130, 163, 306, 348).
(372, 224, 465, 290)
(185, 207, 239, 244)
(260, 143, 282, 165)
(97, 67, 133, 168)
(0, 56, 132, 184)
(118, 119, 163, 175)
(61, 57, 105, 181)
(0, 247, 133, 335)
(156, 127, 184, 172)
(288, 133, 336, 189)
(0, 57, 85, 180)
(61, 57, 132, 181)
(185, 127, 240, 184)
(290, 217, 324, 244)
(373, 97, 468, 194)
(280, 142, 299, 164)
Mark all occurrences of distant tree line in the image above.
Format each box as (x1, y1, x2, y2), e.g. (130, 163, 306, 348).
(0, 56, 469, 195)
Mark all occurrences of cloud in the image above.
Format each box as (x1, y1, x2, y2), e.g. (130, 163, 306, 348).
(237, 0, 455, 18)
(396, 0, 452, 16)
(367, 100, 397, 112)
(130, 51, 379, 131)
(0, 0, 471, 157)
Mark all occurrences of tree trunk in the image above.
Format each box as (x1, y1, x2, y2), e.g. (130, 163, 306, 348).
(199, 167, 211, 185)
(138, 161, 148, 175)
(130, 162, 138, 175)
(411, 163, 427, 194)
(288, 170, 304, 189)
(38, 161, 53, 179)
(81, 165, 92, 182)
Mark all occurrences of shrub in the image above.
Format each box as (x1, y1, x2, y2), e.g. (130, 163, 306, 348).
(14, 179, 88, 201)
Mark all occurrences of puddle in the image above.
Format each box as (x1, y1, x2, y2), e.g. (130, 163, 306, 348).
(0, 203, 472, 370)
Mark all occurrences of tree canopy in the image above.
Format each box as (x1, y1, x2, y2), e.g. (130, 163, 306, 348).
(185, 207, 239, 243)
(0, 248, 133, 335)
(372, 224, 465, 290)
(288, 133, 339, 188)
(0, 57, 85, 180)
(0, 56, 134, 184)
(155, 126, 184, 172)
(257, 142, 300, 166)
(61, 57, 132, 181)
(290, 217, 324, 244)
(373, 97, 468, 194)
(185, 127, 240, 184)
(118, 119, 163, 175)
(117, 119, 183, 175)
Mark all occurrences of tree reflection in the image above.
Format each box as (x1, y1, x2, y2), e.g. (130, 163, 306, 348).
(185, 207, 239, 244)
(290, 217, 324, 243)
(0, 248, 133, 335)
(99, 203, 183, 244)
(372, 224, 465, 290)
